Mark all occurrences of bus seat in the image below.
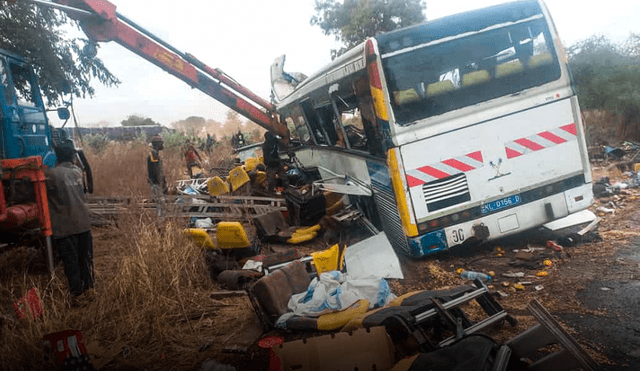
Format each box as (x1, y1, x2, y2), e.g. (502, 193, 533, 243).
(528, 53, 553, 68)
(393, 88, 421, 105)
(495, 60, 524, 78)
(426, 80, 455, 97)
(462, 70, 490, 87)
(207, 176, 230, 196)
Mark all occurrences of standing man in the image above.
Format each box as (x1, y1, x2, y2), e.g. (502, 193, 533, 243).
(183, 142, 203, 178)
(236, 129, 245, 148)
(148, 135, 167, 216)
(262, 132, 289, 193)
(205, 133, 215, 155)
(46, 139, 94, 298)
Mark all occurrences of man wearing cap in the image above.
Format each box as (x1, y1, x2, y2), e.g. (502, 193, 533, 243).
(46, 140, 94, 299)
(148, 135, 168, 216)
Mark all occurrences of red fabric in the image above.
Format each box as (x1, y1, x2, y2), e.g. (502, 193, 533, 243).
(13, 287, 43, 319)
(186, 150, 197, 162)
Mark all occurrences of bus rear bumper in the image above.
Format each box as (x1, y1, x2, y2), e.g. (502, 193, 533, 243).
(408, 183, 593, 257)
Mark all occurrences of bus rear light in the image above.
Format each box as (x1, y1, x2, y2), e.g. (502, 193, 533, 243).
(367, 60, 383, 90)
(545, 185, 553, 194)
(365, 39, 389, 121)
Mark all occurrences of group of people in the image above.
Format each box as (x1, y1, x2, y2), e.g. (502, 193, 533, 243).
(45, 129, 289, 302)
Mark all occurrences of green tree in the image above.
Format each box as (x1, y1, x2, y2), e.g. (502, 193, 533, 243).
(311, 0, 426, 59)
(121, 115, 160, 127)
(568, 34, 640, 139)
(0, 1, 119, 105)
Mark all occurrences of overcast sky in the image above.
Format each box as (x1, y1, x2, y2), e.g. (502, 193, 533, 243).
(51, 0, 640, 128)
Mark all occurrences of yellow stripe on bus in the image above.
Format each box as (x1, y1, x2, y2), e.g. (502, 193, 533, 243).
(387, 148, 418, 237)
(370, 86, 389, 121)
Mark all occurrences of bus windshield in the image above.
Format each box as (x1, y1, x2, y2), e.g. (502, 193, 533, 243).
(382, 17, 561, 125)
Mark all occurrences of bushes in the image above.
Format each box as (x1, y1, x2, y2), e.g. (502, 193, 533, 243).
(81, 133, 110, 154)
(568, 34, 640, 142)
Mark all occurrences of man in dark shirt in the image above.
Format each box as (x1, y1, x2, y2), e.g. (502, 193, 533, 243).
(46, 140, 94, 297)
(262, 132, 289, 193)
(148, 135, 167, 216)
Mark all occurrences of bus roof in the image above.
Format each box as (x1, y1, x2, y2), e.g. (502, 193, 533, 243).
(376, 0, 543, 56)
(276, 0, 546, 109)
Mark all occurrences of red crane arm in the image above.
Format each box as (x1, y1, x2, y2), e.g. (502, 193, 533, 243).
(49, 0, 289, 139)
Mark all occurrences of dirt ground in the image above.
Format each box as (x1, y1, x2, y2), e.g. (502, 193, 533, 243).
(2, 165, 639, 370)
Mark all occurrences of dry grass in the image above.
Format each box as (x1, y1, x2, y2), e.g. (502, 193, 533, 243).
(0, 208, 236, 369)
(84, 140, 239, 197)
(0, 139, 254, 370)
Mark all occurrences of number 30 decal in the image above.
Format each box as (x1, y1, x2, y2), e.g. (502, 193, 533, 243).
(451, 228, 465, 243)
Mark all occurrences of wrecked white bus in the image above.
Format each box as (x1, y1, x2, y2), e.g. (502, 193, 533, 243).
(272, 0, 593, 257)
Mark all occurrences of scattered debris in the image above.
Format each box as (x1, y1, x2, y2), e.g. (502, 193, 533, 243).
(343, 232, 404, 279)
(43, 330, 95, 371)
(13, 287, 43, 320)
(502, 272, 525, 278)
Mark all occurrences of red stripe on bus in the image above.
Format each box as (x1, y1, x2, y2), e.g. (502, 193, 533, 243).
(537, 131, 567, 144)
(406, 175, 425, 188)
(367, 61, 383, 90)
(466, 151, 483, 163)
(515, 138, 544, 151)
(442, 158, 474, 172)
(417, 166, 450, 179)
(506, 147, 522, 159)
(560, 123, 576, 135)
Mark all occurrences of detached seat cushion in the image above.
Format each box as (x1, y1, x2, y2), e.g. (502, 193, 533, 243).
(250, 260, 310, 324)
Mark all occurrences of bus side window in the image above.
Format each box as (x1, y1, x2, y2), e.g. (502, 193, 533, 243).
(354, 77, 385, 157)
(285, 116, 300, 141)
(300, 100, 330, 145)
(289, 106, 313, 145)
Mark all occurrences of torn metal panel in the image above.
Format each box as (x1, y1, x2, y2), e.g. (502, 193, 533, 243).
(344, 232, 404, 279)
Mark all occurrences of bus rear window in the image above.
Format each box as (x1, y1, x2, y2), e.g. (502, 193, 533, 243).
(383, 18, 561, 125)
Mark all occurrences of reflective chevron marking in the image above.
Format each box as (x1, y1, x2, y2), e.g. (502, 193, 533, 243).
(505, 123, 577, 159)
(406, 151, 483, 188)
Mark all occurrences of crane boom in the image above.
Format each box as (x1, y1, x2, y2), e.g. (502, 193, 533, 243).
(46, 0, 289, 139)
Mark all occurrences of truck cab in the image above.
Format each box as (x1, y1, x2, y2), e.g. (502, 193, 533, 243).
(0, 48, 58, 166)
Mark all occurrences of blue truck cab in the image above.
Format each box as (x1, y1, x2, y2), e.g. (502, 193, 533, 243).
(0, 48, 60, 166)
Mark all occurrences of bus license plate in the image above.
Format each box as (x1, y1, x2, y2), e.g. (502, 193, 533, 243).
(481, 195, 521, 214)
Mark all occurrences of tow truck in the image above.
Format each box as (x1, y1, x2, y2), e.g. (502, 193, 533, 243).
(1, 0, 290, 273)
